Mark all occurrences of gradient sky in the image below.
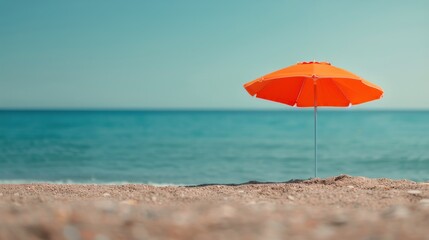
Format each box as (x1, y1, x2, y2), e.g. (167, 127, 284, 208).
(1, 1, 428, 109)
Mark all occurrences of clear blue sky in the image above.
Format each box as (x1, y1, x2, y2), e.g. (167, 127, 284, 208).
(1, 1, 428, 109)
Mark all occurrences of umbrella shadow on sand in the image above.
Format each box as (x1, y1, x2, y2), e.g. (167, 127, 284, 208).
(185, 174, 352, 188)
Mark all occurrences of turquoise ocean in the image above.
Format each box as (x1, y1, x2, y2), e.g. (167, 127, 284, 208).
(0, 110, 428, 184)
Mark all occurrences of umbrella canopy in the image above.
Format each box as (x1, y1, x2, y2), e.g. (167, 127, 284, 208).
(243, 61, 383, 177)
(244, 61, 383, 107)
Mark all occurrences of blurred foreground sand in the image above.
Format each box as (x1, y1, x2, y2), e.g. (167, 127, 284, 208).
(0, 175, 428, 240)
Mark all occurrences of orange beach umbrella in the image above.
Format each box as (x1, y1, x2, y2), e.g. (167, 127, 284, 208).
(243, 61, 383, 177)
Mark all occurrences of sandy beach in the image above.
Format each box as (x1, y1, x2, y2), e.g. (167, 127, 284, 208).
(0, 175, 428, 240)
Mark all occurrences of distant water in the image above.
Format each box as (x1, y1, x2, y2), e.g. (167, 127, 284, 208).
(0, 110, 428, 184)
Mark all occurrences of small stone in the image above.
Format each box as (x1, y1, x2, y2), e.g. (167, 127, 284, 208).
(151, 196, 157, 202)
(407, 190, 422, 195)
(287, 195, 295, 201)
(347, 185, 354, 189)
(14, 193, 19, 196)
(383, 205, 410, 219)
(97, 201, 117, 212)
(103, 193, 111, 197)
(419, 199, 429, 205)
(330, 214, 348, 226)
(63, 225, 80, 240)
(238, 190, 245, 193)
(120, 199, 137, 205)
(0, 193, 3, 196)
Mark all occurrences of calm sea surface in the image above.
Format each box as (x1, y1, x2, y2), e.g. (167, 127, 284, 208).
(0, 110, 428, 184)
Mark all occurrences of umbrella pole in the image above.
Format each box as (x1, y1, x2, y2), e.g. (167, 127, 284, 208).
(314, 82, 318, 178)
